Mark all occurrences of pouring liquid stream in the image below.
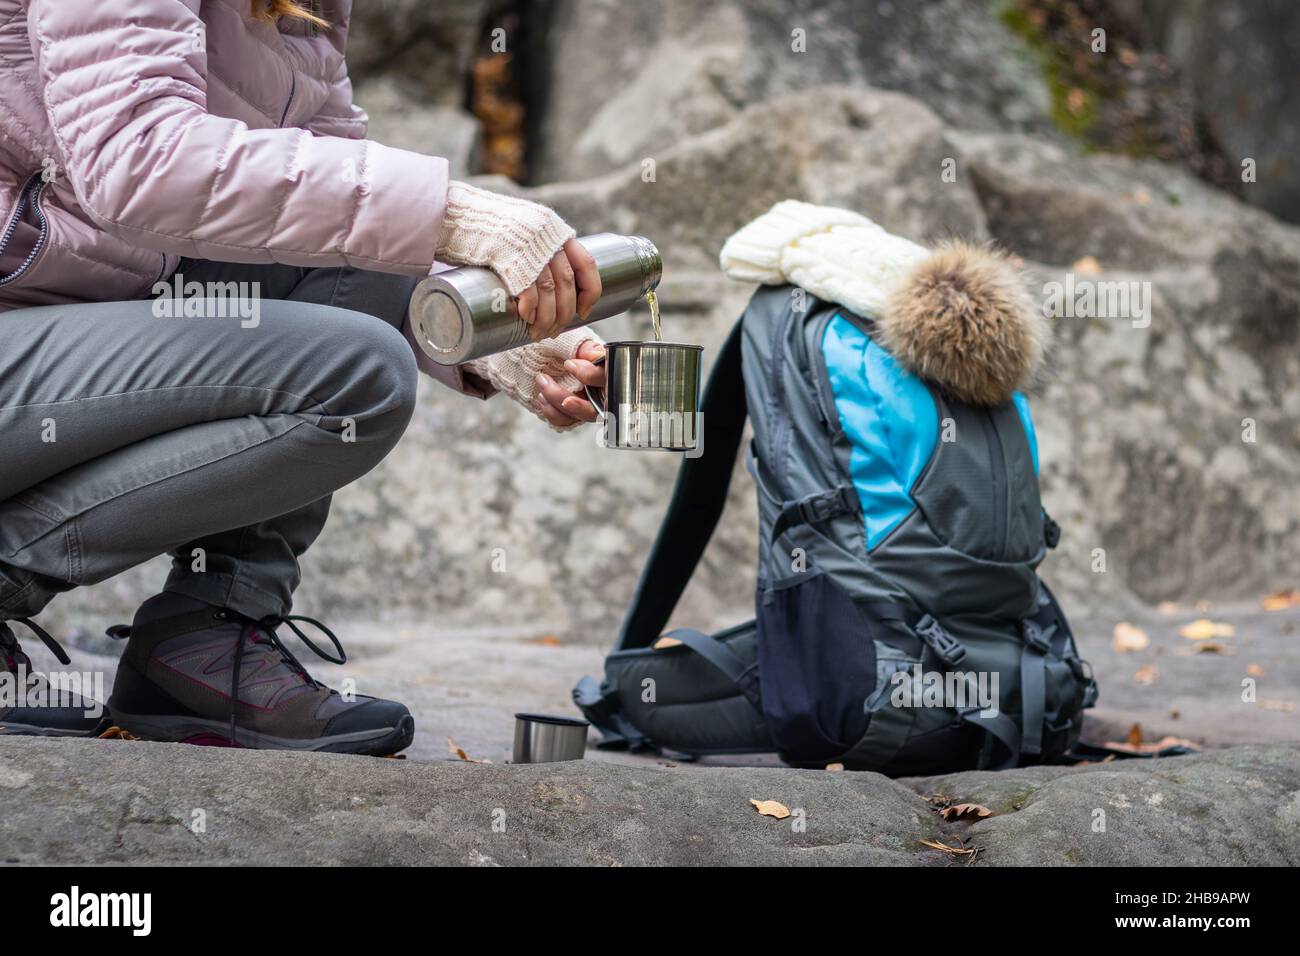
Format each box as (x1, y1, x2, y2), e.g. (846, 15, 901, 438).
(645, 289, 663, 342)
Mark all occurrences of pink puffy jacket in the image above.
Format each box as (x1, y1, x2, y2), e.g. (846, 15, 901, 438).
(0, 0, 581, 400)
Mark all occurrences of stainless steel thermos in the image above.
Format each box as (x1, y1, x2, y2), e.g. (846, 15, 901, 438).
(409, 233, 662, 366)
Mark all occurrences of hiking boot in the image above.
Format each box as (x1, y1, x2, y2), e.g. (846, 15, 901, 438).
(106, 592, 414, 756)
(0, 619, 108, 737)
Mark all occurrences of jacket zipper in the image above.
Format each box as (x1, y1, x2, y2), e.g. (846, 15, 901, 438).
(983, 410, 1010, 558)
(0, 173, 50, 287)
(277, 73, 297, 128)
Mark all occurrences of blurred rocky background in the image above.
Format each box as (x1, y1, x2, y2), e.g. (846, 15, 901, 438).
(46, 0, 1300, 651)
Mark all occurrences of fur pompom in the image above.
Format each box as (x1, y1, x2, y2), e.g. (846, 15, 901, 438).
(877, 242, 1048, 407)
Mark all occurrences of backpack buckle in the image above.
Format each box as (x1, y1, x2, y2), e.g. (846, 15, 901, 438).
(796, 486, 855, 524)
(914, 614, 967, 667)
(1043, 512, 1061, 549)
(1022, 619, 1052, 654)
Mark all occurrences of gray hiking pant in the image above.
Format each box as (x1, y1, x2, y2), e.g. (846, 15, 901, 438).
(0, 261, 421, 622)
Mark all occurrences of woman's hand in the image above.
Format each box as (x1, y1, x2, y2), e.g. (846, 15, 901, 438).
(532, 339, 606, 426)
(515, 238, 603, 342)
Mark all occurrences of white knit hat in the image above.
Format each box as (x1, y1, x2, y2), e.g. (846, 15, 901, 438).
(719, 200, 1048, 406)
(719, 200, 930, 319)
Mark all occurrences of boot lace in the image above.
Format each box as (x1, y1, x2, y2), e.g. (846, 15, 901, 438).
(0, 617, 71, 672)
(226, 612, 346, 745)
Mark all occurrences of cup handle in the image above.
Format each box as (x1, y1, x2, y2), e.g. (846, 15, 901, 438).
(583, 354, 607, 418)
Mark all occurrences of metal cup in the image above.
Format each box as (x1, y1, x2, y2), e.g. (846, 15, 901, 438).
(512, 713, 590, 764)
(585, 341, 704, 452)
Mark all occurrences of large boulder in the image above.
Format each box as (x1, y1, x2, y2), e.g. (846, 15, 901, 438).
(530, 0, 1055, 183)
(1116, 0, 1300, 225)
(294, 85, 1300, 627)
(37, 85, 1300, 640)
(3, 736, 1296, 865)
(344, 0, 492, 105)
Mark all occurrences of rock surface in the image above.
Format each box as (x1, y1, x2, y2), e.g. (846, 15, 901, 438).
(2, 735, 1295, 866)
(530, 0, 1056, 183)
(9, 598, 1295, 866)
(1118, 0, 1300, 224)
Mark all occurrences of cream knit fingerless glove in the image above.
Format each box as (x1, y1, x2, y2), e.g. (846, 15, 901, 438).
(437, 180, 577, 295)
(463, 328, 604, 431)
(434, 180, 595, 429)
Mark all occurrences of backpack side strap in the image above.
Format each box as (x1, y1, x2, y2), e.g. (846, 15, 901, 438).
(660, 628, 762, 710)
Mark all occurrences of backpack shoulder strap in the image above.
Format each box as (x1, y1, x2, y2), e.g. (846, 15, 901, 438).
(615, 318, 748, 650)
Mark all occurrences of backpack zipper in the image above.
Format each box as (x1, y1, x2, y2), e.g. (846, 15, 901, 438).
(982, 409, 1010, 558)
(0, 173, 50, 287)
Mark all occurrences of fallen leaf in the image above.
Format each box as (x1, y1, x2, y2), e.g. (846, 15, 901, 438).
(1247, 663, 1265, 677)
(1112, 622, 1150, 653)
(1134, 664, 1159, 685)
(447, 736, 493, 765)
(824, 763, 845, 772)
(1129, 186, 1151, 204)
(1126, 722, 1144, 747)
(750, 799, 791, 820)
(1156, 601, 1181, 615)
(1104, 735, 1200, 755)
(919, 837, 976, 856)
(530, 634, 562, 647)
(1259, 699, 1297, 713)
(97, 725, 138, 741)
(1179, 618, 1235, 641)
(1262, 589, 1300, 611)
(1194, 641, 1234, 655)
(653, 636, 683, 649)
(381, 753, 408, 760)
(1194, 600, 1212, 613)
(1168, 707, 1180, 720)
(1072, 255, 1102, 275)
(939, 803, 995, 821)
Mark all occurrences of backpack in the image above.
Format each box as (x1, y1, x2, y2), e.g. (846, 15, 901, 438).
(575, 286, 1098, 774)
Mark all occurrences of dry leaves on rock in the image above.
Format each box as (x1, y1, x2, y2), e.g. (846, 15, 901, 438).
(97, 725, 138, 741)
(938, 803, 995, 822)
(825, 763, 845, 772)
(920, 836, 979, 860)
(447, 737, 493, 765)
(1134, 664, 1159, 685)
(750, 799, 791, 820)
(1259, 699, 1297, 713)
(1262, 589, 1300, 611)
(1194, 641, 1234, 655)
(1112, 622, 1150, 653)
(1247, 663, 1266, 677)
(1106, 723, 1198, 754)
(1179, 619, 1235, 641)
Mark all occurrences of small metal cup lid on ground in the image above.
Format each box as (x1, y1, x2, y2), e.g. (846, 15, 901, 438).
(512, 713, 590, 764)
